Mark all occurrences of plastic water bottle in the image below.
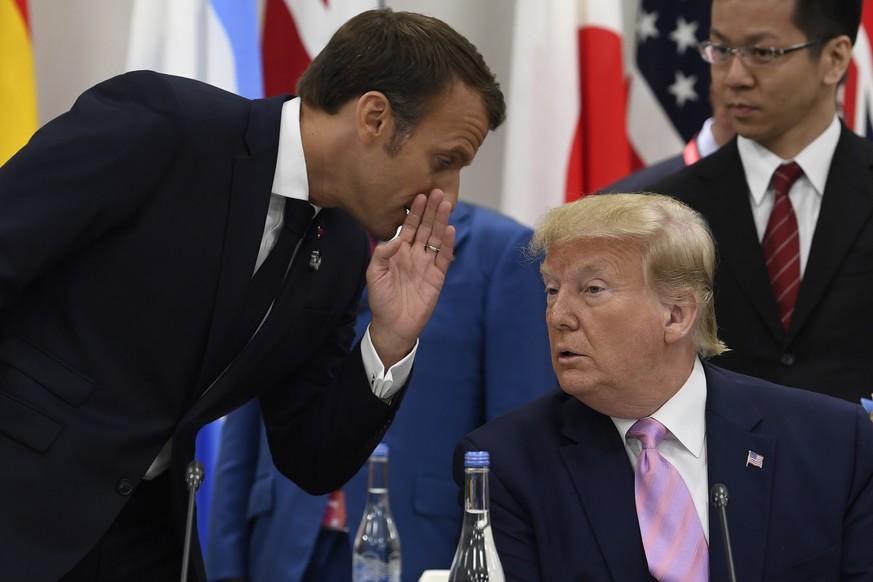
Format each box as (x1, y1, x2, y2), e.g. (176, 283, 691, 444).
(448, 451, 505, 581)
(352, 443, 401, 582)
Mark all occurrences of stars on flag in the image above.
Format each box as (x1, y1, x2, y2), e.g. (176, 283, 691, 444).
(746, 450, 764, 469)
(669, 17, 699, 55)
(634, 1, 712, 141)
(637, 11, 659, 42)
(668, 71, 699, 107)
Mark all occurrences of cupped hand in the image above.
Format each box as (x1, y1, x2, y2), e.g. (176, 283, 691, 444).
(366, 189, 456, 368)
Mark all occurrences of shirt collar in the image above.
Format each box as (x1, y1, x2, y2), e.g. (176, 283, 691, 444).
(612, 357, 708, 458)
(739, 115, 839, 208)
(271, 98, 313, 205)
(696, 117, 720, 159)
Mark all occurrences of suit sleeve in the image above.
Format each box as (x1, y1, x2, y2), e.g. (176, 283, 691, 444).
(259, 232, 402, 494)
(841, 407, 873, 578)
(0, 71, 182, 312)
(482, 224, 556, 421)
(454, 437, 543, 582)
(205, 399, 262, 580)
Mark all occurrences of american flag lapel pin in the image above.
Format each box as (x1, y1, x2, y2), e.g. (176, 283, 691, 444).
(746, 450, 764, 469)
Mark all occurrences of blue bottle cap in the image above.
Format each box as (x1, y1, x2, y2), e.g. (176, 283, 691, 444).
(372, 443, 389, 458)
(464, 451, 490, 467)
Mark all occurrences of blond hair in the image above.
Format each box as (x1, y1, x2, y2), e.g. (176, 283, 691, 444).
(531, 193, 727, 358)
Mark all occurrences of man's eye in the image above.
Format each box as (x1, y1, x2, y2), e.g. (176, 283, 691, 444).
(751, 46, 776, 60)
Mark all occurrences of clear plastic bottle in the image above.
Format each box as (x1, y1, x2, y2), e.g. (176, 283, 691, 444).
(448, 451, 505, 582)
(352, 443, 401, 582)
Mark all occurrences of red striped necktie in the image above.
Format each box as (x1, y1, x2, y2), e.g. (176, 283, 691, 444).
(762, 162, 803, 331)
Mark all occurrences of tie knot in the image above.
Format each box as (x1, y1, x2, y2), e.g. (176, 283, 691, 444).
(283, 197, 315, 237)
(628, 418, 667, 450)
(772, 161, 803, 199)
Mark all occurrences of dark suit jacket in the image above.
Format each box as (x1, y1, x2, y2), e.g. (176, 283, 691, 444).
(648, 128, 873, 401)
(599, 153, 686, 193)
(206, 202, 558, 582)
(0, 71, 401, 581)
(455, 363, 873, 581)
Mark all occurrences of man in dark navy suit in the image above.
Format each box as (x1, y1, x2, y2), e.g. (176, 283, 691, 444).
(456, 193, 873, 581)
(0, 9, 505, 581)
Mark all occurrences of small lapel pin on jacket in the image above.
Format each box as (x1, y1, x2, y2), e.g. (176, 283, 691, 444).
(309, 250, 322, 271)
(745, 450, 764, 468)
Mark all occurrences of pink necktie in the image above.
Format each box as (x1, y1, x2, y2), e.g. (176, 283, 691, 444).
(762, 162, 803, 331)
(629, 418, 708, 582)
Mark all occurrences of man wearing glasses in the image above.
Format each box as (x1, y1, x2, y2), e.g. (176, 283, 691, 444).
(650, 0, 873, 404)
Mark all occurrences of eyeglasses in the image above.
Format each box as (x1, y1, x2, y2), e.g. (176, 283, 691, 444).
(698, 39, 825, 66)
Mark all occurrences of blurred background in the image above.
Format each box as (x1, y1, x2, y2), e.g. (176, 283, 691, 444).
(6, 0, 872, 229)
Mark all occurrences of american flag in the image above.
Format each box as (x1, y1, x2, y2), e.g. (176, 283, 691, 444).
(628, 0, 712, 166)
(746, 450, 764, 469)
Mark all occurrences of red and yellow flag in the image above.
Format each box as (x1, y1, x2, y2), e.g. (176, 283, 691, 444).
(0, 0, 38, 165)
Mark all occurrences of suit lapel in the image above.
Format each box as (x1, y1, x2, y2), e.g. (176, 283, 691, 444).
(704, 364, 775, 582)
(690, 144, 784, 340)
(559, 400, 652, 580)
(790, 126, 873, 339)
(196, 95, 291, 391)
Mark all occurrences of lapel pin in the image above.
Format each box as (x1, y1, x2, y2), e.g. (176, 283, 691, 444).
(316, 226, 324, 238)
(745, 450, 764, 469)
(309, 250, 322, 271)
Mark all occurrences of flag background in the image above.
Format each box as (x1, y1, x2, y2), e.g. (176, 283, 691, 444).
(0, 0, 38, 165)
(22, 0, 873, 226)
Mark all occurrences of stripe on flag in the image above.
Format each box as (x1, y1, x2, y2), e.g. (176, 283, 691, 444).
(125, 0, 262, 99)
(0, 0, 38, 164)
(501, 1, 630, 227)
(262, 0, 379, 97)
(501, 0, 581, 227)
(843, 1, 873, 138)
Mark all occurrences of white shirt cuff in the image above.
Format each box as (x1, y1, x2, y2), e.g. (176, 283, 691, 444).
(361, 325, 417, 401)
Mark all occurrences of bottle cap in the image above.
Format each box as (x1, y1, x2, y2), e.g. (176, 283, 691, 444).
(464, 451, 490, 467)
(372, 443, 389, 458)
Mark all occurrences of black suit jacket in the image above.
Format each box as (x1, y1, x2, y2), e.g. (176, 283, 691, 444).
(599, 153, 686, 193)
(0, 71, 400, 580)
(648, 128, 873, 401)
(455, 363, 873, 581)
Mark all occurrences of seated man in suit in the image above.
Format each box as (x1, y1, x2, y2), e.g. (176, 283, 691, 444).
(206, 201, 557, 582)
(455, 193, 873, 581)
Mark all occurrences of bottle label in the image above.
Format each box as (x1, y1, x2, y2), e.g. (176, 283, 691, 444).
(352, 552, 401, 582)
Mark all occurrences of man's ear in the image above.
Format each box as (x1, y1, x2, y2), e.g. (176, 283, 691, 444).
(663, 295, 699, 345)
(822, 35, 853, 86)
(356, 91, 393, 144)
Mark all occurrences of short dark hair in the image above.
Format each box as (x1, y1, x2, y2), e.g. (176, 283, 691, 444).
(296, 9, 505, 140)
(793, 0, 862, 46)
